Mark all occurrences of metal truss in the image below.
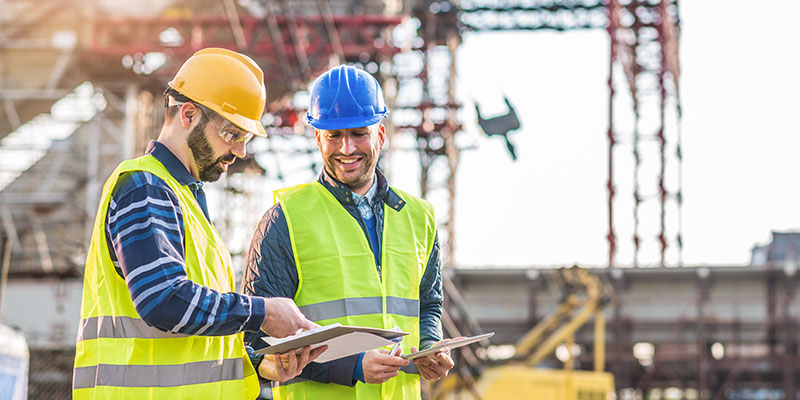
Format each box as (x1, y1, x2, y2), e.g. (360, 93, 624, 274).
(455, 0, 683, 267)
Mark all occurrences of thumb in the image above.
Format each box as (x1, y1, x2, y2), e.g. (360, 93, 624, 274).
(410, 346, 419, 362)
(301, 319, 320, 330)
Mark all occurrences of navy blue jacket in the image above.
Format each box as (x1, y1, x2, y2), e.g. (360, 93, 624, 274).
(242, 167, 443, 386)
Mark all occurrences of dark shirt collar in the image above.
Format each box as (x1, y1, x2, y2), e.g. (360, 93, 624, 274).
(318, 167, 405, 211)
(146, 140, 201, 187)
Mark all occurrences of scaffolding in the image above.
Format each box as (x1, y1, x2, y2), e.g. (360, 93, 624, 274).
(460, 0, 683, 267)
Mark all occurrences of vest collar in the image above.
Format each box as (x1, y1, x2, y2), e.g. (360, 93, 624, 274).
(318, 167, 406, 212)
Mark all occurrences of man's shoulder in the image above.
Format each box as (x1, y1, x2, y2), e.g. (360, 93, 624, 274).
(255, 202, 288, 235)
(111, 170, 176, 203)
(275, 181, 321, 198)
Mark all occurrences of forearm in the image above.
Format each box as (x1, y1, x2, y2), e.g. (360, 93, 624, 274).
(297, 354, 360, 386)
(419, 304, 442, 349)
(109, 179, 265, 336)
(138, 279, 266, 335)
(419, 232, 444, 347)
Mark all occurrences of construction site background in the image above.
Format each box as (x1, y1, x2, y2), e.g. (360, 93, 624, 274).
(1, 1, 799, 399)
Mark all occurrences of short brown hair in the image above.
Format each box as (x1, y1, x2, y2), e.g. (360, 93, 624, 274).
(163, 87, 215, 131)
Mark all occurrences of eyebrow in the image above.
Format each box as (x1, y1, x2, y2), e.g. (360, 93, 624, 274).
(332, 128, 370, 134)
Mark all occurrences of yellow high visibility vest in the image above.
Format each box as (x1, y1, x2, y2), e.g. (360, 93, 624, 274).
(272, 181, 436, 400)
(73, 155, 259, 399)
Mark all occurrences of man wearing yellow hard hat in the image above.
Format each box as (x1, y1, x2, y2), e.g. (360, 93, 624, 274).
(72, 48, 323, 399)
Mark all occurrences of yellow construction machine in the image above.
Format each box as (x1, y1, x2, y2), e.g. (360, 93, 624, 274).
(432, 266, 614, 400)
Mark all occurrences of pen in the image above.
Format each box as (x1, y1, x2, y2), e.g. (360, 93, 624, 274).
(390, 342, 402, 357)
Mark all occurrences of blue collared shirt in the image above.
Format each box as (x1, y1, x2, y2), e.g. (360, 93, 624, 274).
(104, 141, 265, 336)
(351, 178, 377, 220)
(351, 178, 380, 267)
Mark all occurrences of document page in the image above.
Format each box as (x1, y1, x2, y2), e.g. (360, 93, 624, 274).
(257, 323, 408, 363)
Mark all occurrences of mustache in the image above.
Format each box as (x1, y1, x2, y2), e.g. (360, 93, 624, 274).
(216, 153, 236, 164)
(331, 151, 367, 158)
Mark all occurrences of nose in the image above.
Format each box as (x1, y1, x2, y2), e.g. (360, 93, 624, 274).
(231, 140, 246, 158)
(340, 135, 356, 154)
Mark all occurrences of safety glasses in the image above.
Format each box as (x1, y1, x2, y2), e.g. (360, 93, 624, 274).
(167, 99, 256, 145)
(196, 105, 254, 145)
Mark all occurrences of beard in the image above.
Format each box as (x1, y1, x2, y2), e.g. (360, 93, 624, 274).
(187, 124, 235, 182)
(323, 150, 377, 189)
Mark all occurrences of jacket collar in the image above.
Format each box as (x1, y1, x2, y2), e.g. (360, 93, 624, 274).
(318, 167, 406, 212)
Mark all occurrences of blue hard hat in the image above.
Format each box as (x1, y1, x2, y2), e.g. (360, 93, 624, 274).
(306, 65, 389, 130)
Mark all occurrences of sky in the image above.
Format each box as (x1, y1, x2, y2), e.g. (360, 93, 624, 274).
(2, 1, 798, 269)
(425, 0, 800, 268)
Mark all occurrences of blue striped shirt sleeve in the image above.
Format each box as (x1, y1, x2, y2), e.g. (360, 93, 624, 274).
(106, 171, 265, 336)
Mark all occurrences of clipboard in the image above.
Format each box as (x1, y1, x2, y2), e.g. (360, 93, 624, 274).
(402, 332, 494, 360)
(256, 323, 408, 363)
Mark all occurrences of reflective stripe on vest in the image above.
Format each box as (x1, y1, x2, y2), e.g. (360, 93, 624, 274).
(274, 181, 435, 400)
(73, 358, 244, 389)
(298, 296, 420, 321)
(77, 316, 189, 341)
(73, 155, 259, 399)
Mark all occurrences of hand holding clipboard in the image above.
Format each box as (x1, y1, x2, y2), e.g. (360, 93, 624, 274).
(405, 332, 494, 381)
(403, 332, 494, 360)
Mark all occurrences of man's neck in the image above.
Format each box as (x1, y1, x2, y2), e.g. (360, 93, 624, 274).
(157, 127, 198, 181)
(352, 177, 378, 200)
(349, 174, 377, 196)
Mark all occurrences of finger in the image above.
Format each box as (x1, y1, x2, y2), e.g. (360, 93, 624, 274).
(295, 346, 311, 370)
(273, 353, 288, 381)
(383, 355, 410, 366)
(418, 364, 436, 381)
(420, 368, 436, 381)
(432, 351, 450, 363)
(309, 345, 327, 362)
(301, 319, 320, 330)
(373, 351, 409, 366)
(429, 365, 446, 378)
(430, 360, 450, 377)
(380, 370, 399, 381)
(441, 354, 455, 369)
(288, 347, 299, 374)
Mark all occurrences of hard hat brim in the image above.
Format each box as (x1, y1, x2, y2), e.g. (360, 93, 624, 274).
(307, 112, 387, 131)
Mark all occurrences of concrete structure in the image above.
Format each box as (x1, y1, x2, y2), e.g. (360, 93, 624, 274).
(448, 263, 799, 399)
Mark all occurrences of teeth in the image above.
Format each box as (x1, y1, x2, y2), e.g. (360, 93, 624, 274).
(340, 159, 358, 164)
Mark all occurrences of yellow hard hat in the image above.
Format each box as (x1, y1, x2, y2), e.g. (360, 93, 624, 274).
(168, 48, 268, 137)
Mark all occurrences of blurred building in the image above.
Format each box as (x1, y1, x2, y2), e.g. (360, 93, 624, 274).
(751, 231, 800, 271)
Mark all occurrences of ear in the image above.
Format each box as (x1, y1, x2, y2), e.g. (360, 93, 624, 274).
(377, 124, 386, 150)
(314, 128, 322, 150)
(179, 102, 198, 130)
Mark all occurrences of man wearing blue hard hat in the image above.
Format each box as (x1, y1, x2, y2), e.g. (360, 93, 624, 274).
(242, 65, 455, 399)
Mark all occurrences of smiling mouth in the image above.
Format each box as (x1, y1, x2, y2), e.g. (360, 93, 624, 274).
(336, 156, 364, 167)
